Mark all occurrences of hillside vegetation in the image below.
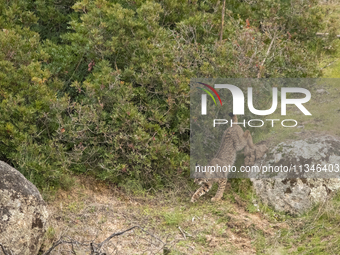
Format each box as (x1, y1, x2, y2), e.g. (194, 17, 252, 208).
(2, 0, 340, 254)
(0, 0, 337, 193)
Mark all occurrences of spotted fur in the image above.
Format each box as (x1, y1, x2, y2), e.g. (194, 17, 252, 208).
(191, 114, 254, 203)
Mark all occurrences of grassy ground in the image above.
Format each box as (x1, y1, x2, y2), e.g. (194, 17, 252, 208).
(41, 176, 340, 254)
(41, 177, 289, 254)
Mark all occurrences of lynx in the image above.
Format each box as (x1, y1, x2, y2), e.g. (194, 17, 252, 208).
(191, 114, 255, 203)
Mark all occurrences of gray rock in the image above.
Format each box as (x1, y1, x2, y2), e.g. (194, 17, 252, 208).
(250, 135, 340, 215)
(0, 161, 48, 255)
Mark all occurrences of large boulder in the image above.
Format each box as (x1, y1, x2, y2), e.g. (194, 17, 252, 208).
(0, 161, 48, 255)
(250, 135, 340, 215)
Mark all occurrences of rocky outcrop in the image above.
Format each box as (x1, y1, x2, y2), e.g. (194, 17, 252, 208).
(250, 135, 340, 215)
(0, 161, 48, 255)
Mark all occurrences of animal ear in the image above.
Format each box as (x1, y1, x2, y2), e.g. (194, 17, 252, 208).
(228, 112, 234, 118)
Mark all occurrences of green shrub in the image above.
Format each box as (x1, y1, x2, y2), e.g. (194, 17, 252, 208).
(0, 0, 335, 191)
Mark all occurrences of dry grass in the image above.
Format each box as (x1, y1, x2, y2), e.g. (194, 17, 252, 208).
(41, 177, 285, 255)
(41, 176, 340, 254)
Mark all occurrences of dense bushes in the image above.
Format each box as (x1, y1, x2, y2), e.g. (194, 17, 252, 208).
(0, 0, 336, 191)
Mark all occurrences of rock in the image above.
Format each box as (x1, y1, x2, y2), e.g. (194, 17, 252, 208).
(250, 135, 340, 215)
(0, 161, 48, 255)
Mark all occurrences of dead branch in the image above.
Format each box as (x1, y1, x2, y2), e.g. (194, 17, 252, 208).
(96, 226, 140, 250)
(219, 0, 226, 42)
(42, 239, 82, 255)
(0, 244, 9, 255)
(178, 226, 186, 239)
(321, 59, 338, 69)
(257, 34, 276, 78)
(316, 32, 340, 38)
(40, 226, 166, 255)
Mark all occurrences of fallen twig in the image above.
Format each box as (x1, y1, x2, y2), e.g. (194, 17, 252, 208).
(321, 60, 338, 69)
(42, 225, 166, 255)
(42, 239, 73, 255)
(96, 226, 139, 251)
(178, 226, 186, 239)
(0, 244, 9, 255)
(219, 0, 226, 42)
(316, 32, 340, 38)
(98, 225, 165, 251)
